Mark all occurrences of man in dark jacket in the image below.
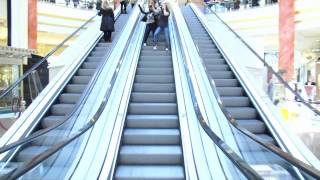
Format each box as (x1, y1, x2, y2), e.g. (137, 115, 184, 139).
(98, 1, 115, 42)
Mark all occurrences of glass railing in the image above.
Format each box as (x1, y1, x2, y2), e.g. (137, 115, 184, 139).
(206, 0, 278, 13)
(174, 3, 320, 179)
(0, 13, 98, 137)
(200, 2, 320, 164)
(0, 6, 140, 179)
(0, 5, 139, 179)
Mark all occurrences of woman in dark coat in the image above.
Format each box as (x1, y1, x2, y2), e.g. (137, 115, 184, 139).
(98, 1, 115, 42)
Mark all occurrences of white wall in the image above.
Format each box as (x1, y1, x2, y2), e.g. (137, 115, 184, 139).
(11, 0, 28, 48)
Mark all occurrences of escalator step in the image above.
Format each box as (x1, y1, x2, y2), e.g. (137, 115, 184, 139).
(123, 129, 180, 145)
(41, 116, 67, 129)
(210, 71, 234, 79)
(115, 165, 184, 180)
(82, 62, 99, 69)
(77, 69, 96, 76)
(59, 93, 81, 104)
(207, 65, 230, 71)
(237, 120, 266, 134)
(135, 75, 174, 83)
(216, 87, 244, 96)
(126, 115, 179, 128)
(221, 96, 250, 107)
(140, 55, 171, 61)
(128, 103, 177, 115)
(65, 84, 86, 93)
(50, 104, 75, 116)
(227, 107, 258, 119)
(119, 145, 182, 164)
(131, 92, 176, 103)
(138, 61, 172, 68)
(214, 79, 239, 87)
(133, 83, 175, 92)
(72, 76, 91, 84)
(136, 68, 173, 75)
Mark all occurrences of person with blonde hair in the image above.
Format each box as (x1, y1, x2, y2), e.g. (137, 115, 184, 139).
(98, 0, 115, 42)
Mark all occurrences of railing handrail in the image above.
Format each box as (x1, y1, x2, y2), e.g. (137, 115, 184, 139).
(0, 14, 97, 100)
(171, 5, 263, 179)
(203, 3, 320, 116)
(0, 7, 140, 179)
(191, 3, 320, 178)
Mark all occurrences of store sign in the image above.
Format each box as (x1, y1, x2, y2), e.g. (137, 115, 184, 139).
(279, 0, 295, 81)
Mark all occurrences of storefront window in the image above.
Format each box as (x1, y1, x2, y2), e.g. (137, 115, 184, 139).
(0, 0, 8, 46)
(0, 65, 21, 113)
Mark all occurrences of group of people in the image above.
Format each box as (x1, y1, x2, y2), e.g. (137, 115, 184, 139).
(98, 0, 170, 51)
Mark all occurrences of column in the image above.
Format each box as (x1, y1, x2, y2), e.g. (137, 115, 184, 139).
(28, 0, 37, 50)
(278, 0, 295, 81)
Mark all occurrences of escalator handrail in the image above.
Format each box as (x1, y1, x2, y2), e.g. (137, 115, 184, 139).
(0, 14, 97, 100)
(171, 6, 263, 179)
(2, 7, 141, 179)
(191, 4, 320, 178)
(0, 10, 121, 154)
(203, 3, 320, 116)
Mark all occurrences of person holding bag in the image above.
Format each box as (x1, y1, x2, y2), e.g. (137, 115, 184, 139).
(139, 4, 157, 46)
(98, 1, 115, 42)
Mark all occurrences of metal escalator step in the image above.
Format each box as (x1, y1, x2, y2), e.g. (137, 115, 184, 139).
(123, 129, 180, 145)
(214, 79, 239, 87)
(216, 87, 244, 96)
(131, 93, 176, 103)
(139, 56, 171, 61)
(138, 61, 172, 68)
(32, 130, 68, 146)
(221, 97, 250, 107)
(91, 51, 106, 56)
(77, 69, 96, 76)
(142, 46, 166, 51)
(93, 47, 108, 51)
(86, 57, 103, 62)
(237, 119, 266, 134)
(115, 165, 184, 180)
(126, 115, 178, 128)
(82, 62, 99, 69)
(41, 116, 67, 129)
(204, 59, 225, 65)
(141, 51, 170, 56)
(256, 134, 275, 144)
(210, 71, 234, 79)
(59, 93, 81, 104)
(233, 133, 275, 152)
(72, 76, 91, 84)
(135, 75, 174, 83)
(128, 103, 177, 115)
(133, 83, 175, 92)
(227, 107, 258, 119)
(66, 84, 86, 93)
(119, 145, 182, 164)
(201, 53, 222, 59)
(136, 68, 173, 75)
(16, 146, 49, 162)
(51, 104, 75, 116)
(194, 39, 213, 44)
(199, 48, 219, 54)
(207, 65, 230, 71)
(97, 43, 111, 47)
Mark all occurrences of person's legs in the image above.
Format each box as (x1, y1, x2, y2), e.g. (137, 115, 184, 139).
(164, 26, 170, 50)
(103, 31, 108, 42)
(124, 2, 127, 13)
(153, 27, 162, 49)
(120, 2, 124, 13)
(143, 24, 152, 45)
(107, 31, 112, 42)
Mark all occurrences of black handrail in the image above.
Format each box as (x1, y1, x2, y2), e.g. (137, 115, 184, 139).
(0, 12, 121, 154)
(0, 14, 97, 100)
(190, 4, 320, 178)
(204, 3, 320, 116)
(171, 10, 263, 180)
(1, 9, 140, 179)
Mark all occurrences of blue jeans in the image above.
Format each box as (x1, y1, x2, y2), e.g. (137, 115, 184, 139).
(153, 26, 170, 48)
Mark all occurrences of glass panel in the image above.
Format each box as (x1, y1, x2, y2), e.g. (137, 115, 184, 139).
(0, 12, 97, 136)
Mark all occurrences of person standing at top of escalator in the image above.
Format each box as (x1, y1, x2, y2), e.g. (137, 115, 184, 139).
(153, 2, 170, 51)
(120, 0, 128, 14)
(139, 4, 157, 46)
(98, 1, 115, 42)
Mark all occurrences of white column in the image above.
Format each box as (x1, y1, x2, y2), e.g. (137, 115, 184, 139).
(10, 0, 28, 48)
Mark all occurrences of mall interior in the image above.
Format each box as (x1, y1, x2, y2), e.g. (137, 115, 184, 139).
(0, 0, 320, 179)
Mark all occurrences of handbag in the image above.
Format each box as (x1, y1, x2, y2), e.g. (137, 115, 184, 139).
(141, 15, 147, 22)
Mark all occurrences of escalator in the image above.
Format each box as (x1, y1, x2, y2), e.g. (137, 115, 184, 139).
(181, 6, 276, 152)
(2, 9, 133, 174)
(114, 40, 185, 179)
